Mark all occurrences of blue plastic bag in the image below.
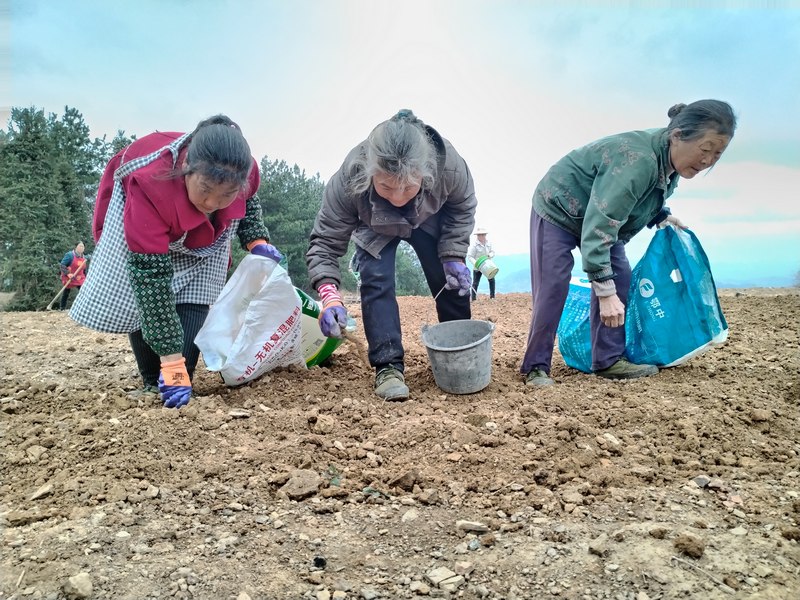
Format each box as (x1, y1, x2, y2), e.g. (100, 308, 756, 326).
(556, 227, 728, 372)
(625, 227, 728, 367)
(556, 277, 593, 373)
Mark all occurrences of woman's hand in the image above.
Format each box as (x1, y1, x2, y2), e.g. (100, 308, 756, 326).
(443, 261, 472, 296)
(159, 355, 192, 408)
(599, 294, 626, 328)
(658, 214, 687, 229)
(250, 242, 283, 262)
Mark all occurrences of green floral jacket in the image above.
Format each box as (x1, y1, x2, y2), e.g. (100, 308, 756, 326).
(532, 128, 679, 281)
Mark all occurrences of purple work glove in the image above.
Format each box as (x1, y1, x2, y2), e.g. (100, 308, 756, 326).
(320, 305, 348, 338)
(443, 261, 472, 296)
(250, 242, 283, 263)
(317, 283, 348, 339)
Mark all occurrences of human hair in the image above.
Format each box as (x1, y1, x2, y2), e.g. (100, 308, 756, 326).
(666, 100, 737, 142)
(181, 115, 253, 188)
(348, 109, 438, 195)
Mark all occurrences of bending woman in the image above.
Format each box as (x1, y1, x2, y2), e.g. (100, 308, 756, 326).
(521, 100, 736, 386)
(72, 116, 281, 408)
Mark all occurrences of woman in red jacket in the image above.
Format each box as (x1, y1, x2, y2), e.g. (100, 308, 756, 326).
(58, 241, 88, 310)
(71, 115, 281, 408)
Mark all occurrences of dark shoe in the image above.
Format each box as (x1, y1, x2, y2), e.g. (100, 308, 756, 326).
(525, 368, 554, 387)
(127, 384, 159, 399)
(594, 359, 658, 380)
(374, 367, 409, 401)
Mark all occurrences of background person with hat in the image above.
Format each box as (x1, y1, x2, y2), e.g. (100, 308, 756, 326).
(468, 226, 497, 300)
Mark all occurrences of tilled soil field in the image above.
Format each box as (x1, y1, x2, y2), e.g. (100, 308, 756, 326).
(1, 290, 799, 600)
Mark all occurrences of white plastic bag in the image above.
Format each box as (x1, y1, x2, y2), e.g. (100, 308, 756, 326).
(195, 255, 306, 385)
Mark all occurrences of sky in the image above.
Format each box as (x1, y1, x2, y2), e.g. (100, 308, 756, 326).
(4, 0, 800, 286)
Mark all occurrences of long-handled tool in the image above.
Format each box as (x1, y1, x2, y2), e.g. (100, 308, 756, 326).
(45, 261, 86, 311)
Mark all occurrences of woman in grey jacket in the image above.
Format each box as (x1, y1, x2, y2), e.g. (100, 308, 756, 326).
(306, 110, 476, 400)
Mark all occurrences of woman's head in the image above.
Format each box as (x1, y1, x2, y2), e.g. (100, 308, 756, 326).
(75, 241, 85, 254)
(182, 115, 253, 213)
(349, 109, 437, 207)
(666, 100, 737, 179)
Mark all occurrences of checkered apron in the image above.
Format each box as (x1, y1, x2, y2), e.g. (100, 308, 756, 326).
(70, 134, 239, 333)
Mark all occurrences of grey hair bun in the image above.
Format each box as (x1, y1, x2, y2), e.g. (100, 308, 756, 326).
(667, 103, 687, 119)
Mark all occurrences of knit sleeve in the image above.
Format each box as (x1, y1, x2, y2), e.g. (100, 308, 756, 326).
(126, 252, 184, 357)
(236, 194, 271, 249)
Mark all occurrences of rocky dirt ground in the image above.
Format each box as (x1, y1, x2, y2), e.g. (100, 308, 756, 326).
(1, 289, 799, 600)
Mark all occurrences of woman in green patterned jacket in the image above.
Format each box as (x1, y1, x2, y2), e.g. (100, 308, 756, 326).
(521, 100, 736, 386)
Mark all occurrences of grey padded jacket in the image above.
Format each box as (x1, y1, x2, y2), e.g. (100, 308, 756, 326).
(307, 125, 477, 290)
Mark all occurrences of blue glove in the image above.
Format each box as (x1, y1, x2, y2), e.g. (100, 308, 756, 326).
(443, 261, 472, 296)
(158, 358, 192, 409)
(317, 283, 348, 339)
(250, 242, 283, 263)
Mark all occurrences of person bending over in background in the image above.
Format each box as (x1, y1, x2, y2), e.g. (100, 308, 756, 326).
(71, 115, 281, 408)
(59, 241, 88, 310)
(521, 99, 736, 387)
(307, 109, 476, 401)
(468, 227, 496, 300)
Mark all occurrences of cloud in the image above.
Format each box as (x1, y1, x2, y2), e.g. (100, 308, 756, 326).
(670, 161, 800, 221)
(7, 0, 800, 284)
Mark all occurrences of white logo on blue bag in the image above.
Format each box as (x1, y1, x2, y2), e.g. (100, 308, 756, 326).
(638, 278, 655, 298)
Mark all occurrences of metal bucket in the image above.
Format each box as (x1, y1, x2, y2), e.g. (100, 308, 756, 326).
(421, 319, 495, 394)
(475, 256, 499, 279)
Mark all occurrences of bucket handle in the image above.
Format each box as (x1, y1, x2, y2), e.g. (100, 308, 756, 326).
(432, 283, 448, 303)
(418, 283, 451, 330)
(422, 284, 449, 328)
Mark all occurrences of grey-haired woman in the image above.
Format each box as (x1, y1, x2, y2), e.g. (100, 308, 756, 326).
(521, 99, 736, 386)
(307, 110, 477, 400)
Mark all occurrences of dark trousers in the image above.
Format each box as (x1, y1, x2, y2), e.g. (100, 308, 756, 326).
(520, 210, 631, 375)
(128, 303, 210, 387)
(60, 286, 80, 310)
(471, 270, 496, 300)
(356, 229, 471, 372)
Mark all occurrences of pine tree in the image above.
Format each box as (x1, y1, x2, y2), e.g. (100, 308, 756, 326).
(0, 107, 105, 310)
(256, 157, 326, 292)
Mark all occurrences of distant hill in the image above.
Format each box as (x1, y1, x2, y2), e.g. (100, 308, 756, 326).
(489, 254, 532, 294)
(484, 254, 796, 293)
